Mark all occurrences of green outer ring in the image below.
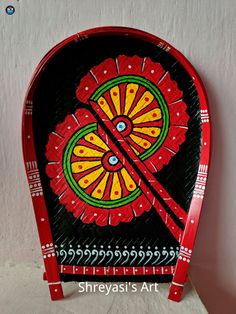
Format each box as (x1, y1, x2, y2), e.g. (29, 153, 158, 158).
(63, 75, 169, 208)
(63, 123, 142, 208)
(90, 75, 169, 160)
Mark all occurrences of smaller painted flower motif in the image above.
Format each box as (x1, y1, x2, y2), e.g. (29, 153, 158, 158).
(46, 108, 151, 227)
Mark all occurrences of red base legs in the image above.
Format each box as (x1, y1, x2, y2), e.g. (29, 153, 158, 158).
(43, 271, 64, 300)
(48, 283, 64, 300)
(168, 283, 184, 302)
(168, 273, 188, 302)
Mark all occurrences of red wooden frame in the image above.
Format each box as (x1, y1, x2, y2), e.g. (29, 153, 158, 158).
(22, 26, 211, 302)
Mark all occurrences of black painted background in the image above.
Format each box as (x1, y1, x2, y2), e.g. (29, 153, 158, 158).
(32, 34, 201, 282)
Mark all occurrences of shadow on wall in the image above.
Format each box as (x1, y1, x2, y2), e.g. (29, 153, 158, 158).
(189, 72, 236, 314)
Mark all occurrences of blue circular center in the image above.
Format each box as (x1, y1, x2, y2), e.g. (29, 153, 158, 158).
(6, 6, 15, 15)
(108, 155, 119, 166)
(116, 121, 126, 132)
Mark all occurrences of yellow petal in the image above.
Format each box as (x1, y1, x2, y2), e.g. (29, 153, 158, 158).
(91, 172, 110, 199)
(133, 127, 161, 138)
(73, 145, 104, 158)
(110, 86, 120, 115)
(129, 134, 151, 149)
(124, 83, 139, 115)
(129, 91, 154, 118)
(132, 108, 162, 124)
(71, 161, 101, 173)
(84, 132, 109, 151)
(130, 145, 140, 155)
(110, 172, 122, 200)
(78, 167, 104, 189)
(97, 97, 114, 120)
(120, 168, 136, 191)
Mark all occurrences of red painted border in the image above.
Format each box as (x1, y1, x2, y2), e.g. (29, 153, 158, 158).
(22, 26, 211, 302)
(59, 265, 175, 276)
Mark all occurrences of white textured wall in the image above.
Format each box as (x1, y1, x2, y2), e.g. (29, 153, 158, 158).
(0, 0, 236, 312)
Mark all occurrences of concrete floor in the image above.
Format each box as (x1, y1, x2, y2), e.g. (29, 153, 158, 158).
(0, 264, 207, 314)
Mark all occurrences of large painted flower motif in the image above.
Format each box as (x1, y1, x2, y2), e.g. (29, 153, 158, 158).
(46, 55, 189, 227)
(76, 55, 189, 172)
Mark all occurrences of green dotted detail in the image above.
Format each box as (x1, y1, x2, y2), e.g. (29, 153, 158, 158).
(91, 75, 169, 160)
(63, 123, 142, 208)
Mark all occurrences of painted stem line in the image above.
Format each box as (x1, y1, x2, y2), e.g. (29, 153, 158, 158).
(90, 100, 184, 242)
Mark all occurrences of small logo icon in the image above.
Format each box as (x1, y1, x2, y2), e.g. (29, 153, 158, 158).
(6, 5, 15, 15)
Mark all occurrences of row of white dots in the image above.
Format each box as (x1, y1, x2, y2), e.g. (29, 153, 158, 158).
(32, 192, 43, 197)
(179, 256, 190, 262)
(55, 244, 178, 250)
(43, 253, 55, 258)
(195, 185, 205, 190)
(29, 174, 39, 179)
(180, 246, 192, 253)
(42, 243, 53, 249)
(193, 194, 204, 199)
(29, 183, 41, 188)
